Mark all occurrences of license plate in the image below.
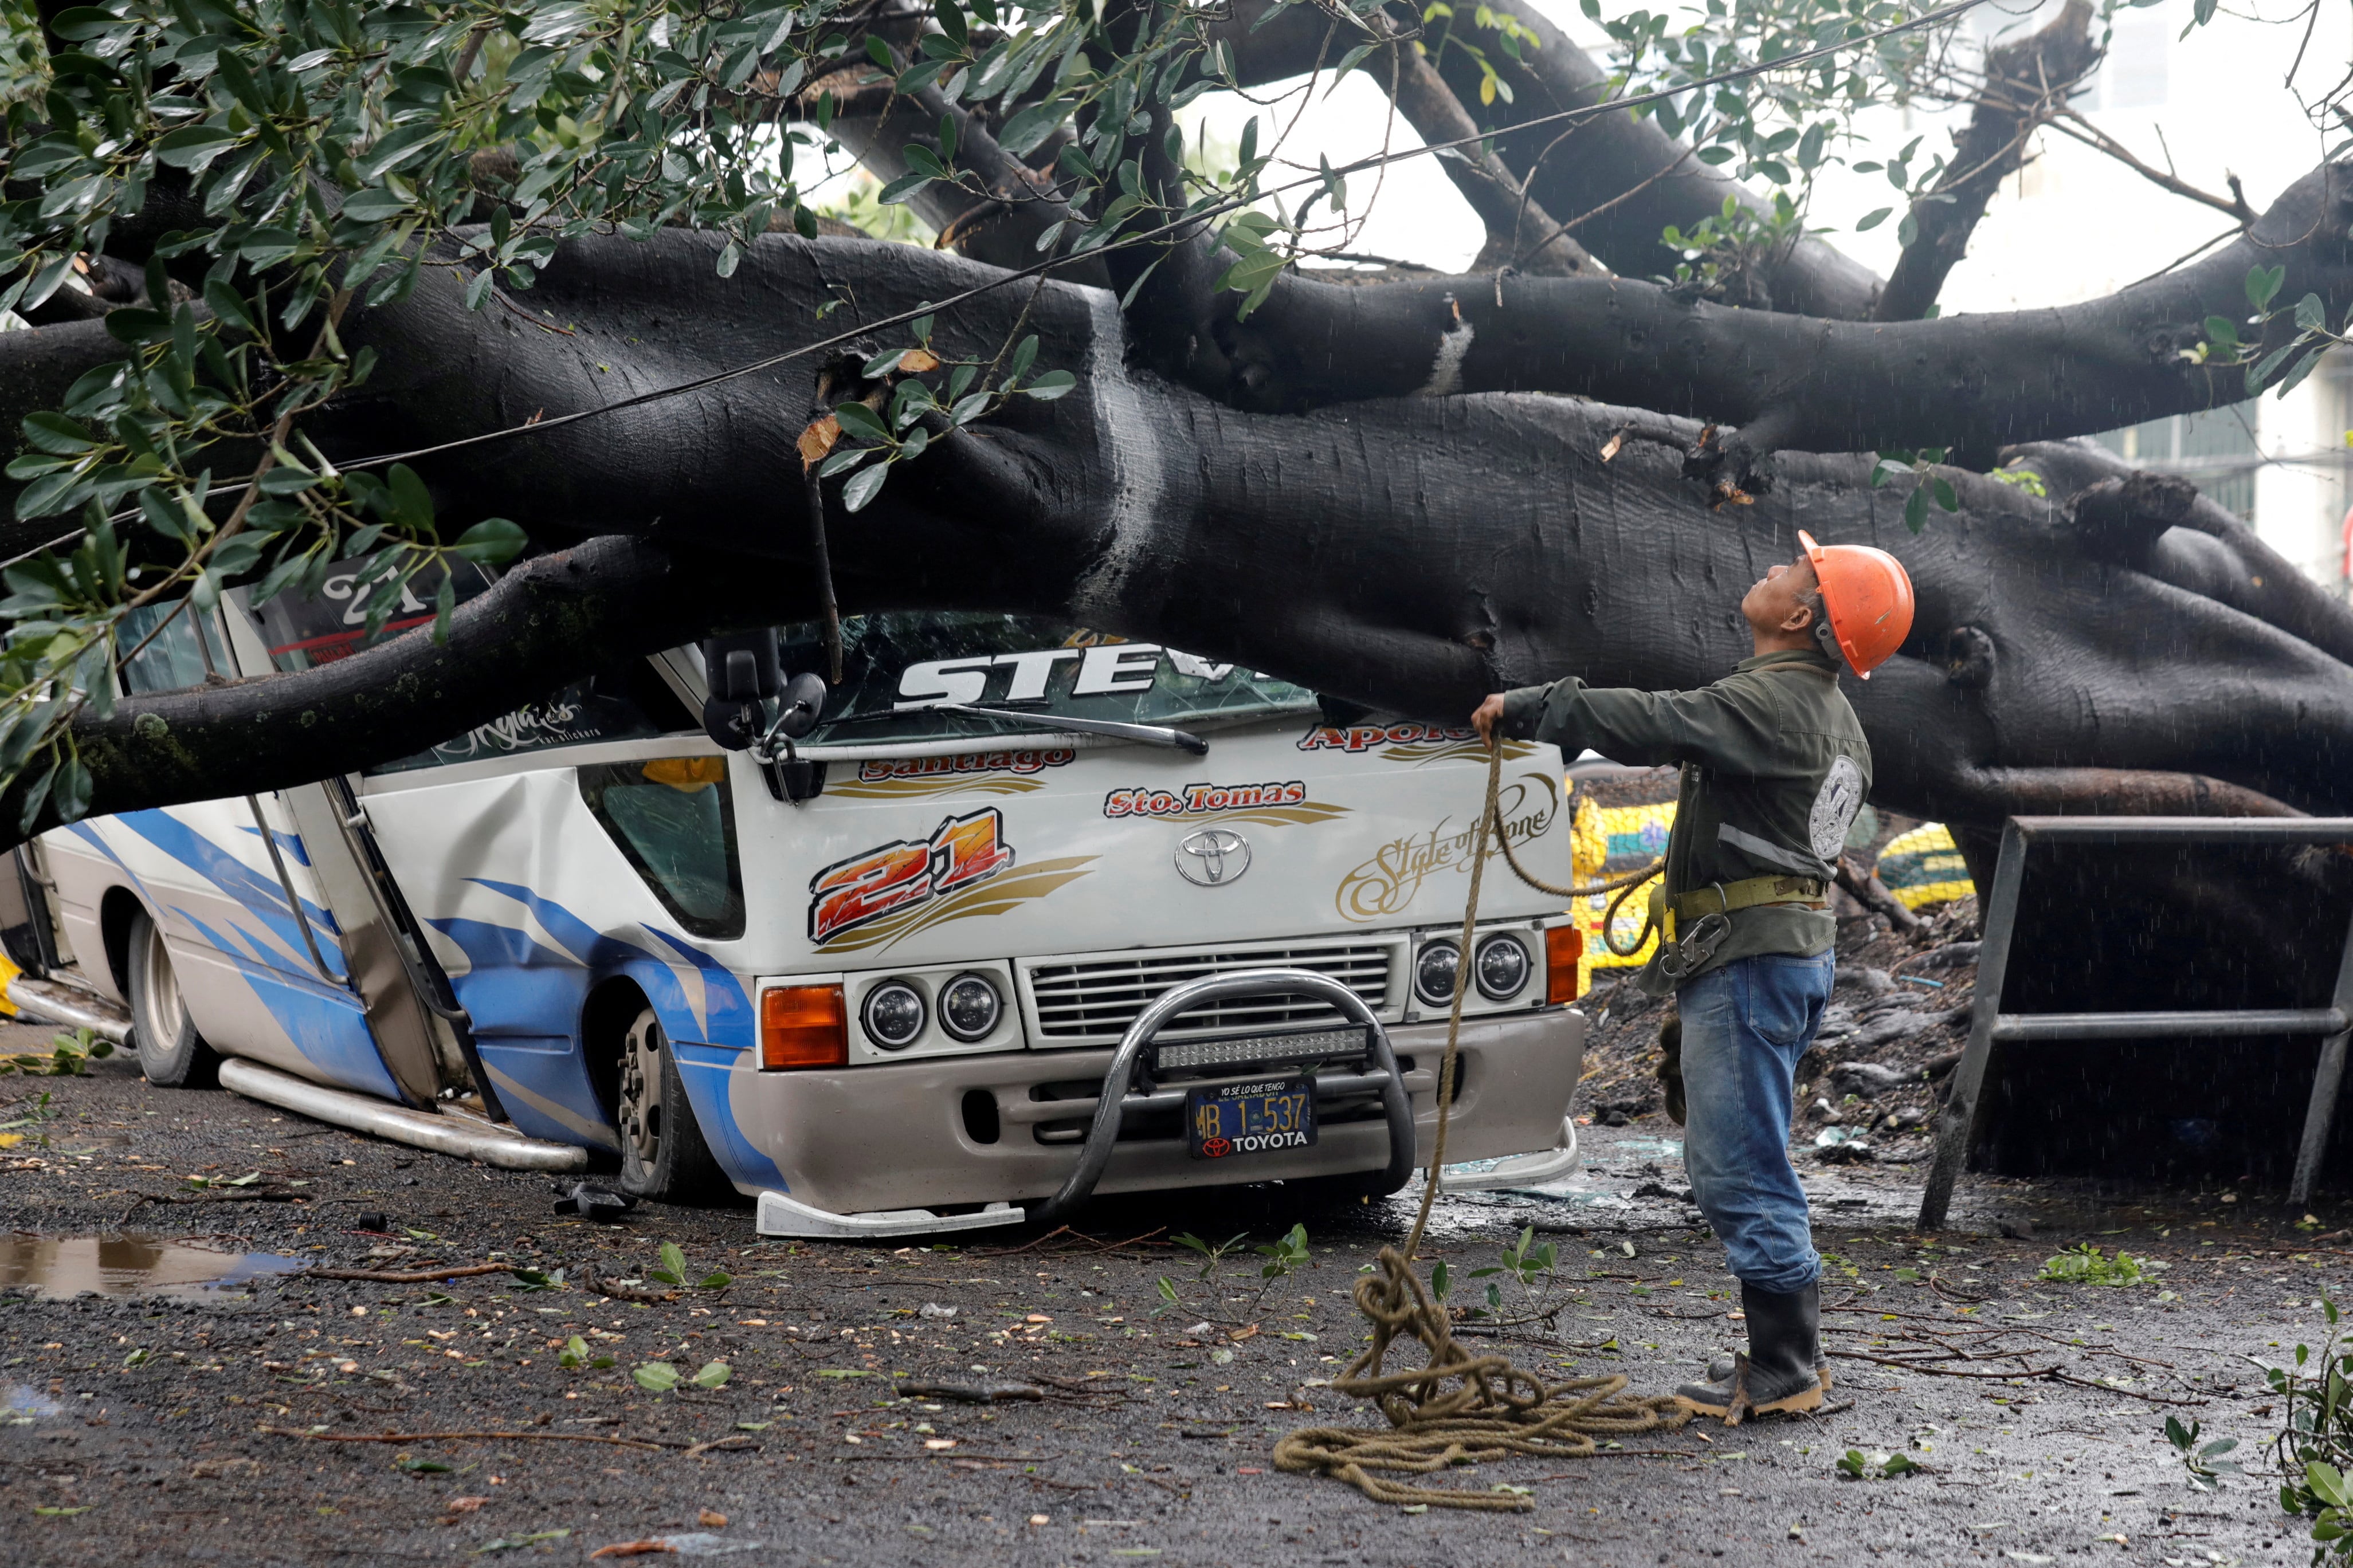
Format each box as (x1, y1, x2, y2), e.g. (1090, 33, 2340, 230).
(1186, 1075, 1317, 1161)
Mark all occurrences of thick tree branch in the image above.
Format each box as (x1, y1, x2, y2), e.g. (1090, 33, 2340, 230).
(4, 537, 781, 849)
(1113, 156, 2353, 466)
(1873, 0, 2102, 322)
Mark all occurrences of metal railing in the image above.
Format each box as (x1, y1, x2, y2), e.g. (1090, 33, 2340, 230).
(1918, 816, 2353, 1232)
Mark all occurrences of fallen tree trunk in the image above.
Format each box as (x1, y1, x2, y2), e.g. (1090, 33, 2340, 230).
(3, 230, 2344, 855)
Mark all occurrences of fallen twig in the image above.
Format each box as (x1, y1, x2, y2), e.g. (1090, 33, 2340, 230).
(259, 1425, 667, 1452)
(304, 1263, 515, 1284)
(1826, 1345, 2052, 1382)
(2042, 1370, 2205, 1406)
(1836, 1350, 2056, 1380)
(974, 1225, 1074, 1256)
(895, 1379, 1045, 1403)
(682, 1435, 759, 1458)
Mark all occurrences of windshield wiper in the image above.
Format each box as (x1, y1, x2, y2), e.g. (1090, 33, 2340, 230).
(936, 704, 1208, 755)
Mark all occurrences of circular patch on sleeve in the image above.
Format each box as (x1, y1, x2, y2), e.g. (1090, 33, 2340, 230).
(1809, 754, 1866, 864)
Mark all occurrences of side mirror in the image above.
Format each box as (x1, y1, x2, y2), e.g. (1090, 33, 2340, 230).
(699, 630, 783, 752)
(772, 671, 828, 740)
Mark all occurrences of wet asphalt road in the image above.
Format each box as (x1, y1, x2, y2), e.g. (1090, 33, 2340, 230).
(0, 1020, 2328, 1566)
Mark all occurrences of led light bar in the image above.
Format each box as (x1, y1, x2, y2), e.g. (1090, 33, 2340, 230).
(1153, 1027, 1370, 1074)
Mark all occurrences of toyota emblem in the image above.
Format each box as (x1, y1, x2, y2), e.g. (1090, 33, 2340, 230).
(1175, 827, 1252, 887)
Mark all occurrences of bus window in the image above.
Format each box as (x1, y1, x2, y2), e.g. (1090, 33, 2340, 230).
(577, 758, 746, 940)
(118, 602, 230, 694)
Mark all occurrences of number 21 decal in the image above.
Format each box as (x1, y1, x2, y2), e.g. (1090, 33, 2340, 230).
(808, 808, 1017, 943)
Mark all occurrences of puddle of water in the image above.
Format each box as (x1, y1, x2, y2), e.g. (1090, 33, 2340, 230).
(5, 1384, 66, 1424)
(0, 1235, 303, 1299)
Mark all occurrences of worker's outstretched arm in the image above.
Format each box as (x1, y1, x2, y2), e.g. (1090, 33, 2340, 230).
(1491, 675, 1790, 776)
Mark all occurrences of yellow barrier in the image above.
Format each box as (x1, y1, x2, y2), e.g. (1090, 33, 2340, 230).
(1558, 788, 1978, 992)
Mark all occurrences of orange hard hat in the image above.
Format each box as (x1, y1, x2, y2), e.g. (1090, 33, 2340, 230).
(1797, 529, 1915, 679)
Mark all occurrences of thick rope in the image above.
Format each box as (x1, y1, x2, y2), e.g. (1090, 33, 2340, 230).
(1487, 760, 1665, 958)
(1272, 743, 1689, 1511)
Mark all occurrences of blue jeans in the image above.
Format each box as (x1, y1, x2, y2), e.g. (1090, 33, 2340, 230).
(1679, 953, 1834, 1294)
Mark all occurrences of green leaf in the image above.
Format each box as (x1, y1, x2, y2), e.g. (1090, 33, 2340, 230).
(50, 756, 91, 824)
(841, 461, 889, 513)
(359, 124, 441, 182)
(2203, 315, 2240, 349)
(831, 402, 889, 442)
(693, 1360, 731, 1389)
(660, 1241, 689, 1280)
(2245, 262, 2287, 312)
(997, 99, 1070, 158)
(1023, 370, 1076, 400)
(633, 1361, 681, 1393)
(1855, 207, 1892, 231)
(340, 187, 410, 223)
(2277, 345, 2327, 400)
(1216, 248, 1287, 297)
(559, 1335, 590, 1369)
(21, 413, 97, 457)
(153, 124, 240, 169)
(2296, 292, 2327, 332)
(1903, 488, 1928, 534)
(396, 1455, 453, 1473)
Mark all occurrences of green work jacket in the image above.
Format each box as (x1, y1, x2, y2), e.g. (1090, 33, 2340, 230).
(1500, 648, 1870, 995)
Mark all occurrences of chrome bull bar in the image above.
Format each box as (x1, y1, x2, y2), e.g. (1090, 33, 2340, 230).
(1023, 969, 1418, 1228)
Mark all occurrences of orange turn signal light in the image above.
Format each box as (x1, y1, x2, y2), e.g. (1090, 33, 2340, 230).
(761, 984, 847, 1070)
(1544, 925, 1584, 1005)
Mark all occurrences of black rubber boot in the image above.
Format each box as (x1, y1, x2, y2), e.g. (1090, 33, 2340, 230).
(1705, 1346, 1831, 1392)
(1676, 1281, 1824, 1424)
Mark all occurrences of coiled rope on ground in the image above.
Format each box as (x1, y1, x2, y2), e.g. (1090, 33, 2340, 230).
(1272, 742, 1689, 1511)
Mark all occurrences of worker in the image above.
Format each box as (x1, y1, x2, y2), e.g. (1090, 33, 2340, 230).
(1471, 531, 1915, 1422)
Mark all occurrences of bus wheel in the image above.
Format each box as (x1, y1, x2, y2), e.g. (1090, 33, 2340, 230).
(127, 910, 219, 1087)
(615, 1007, 724, 1201)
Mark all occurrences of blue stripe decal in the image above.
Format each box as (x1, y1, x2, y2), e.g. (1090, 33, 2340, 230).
(61, 820, 395, 1100)
(237, 823, 314, 867)
(162, 909, 397, 1101)
(429, 880, 772, 1189)
(675, 1041, 786, 1190)
(112, 809, 348, 982)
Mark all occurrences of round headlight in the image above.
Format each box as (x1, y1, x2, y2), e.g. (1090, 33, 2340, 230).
(861, 981, 927, 1050)
(938, 973, 1002, 1042)
(1414, 939, 1461, 1007)
(1474, 933, 1532, 1001)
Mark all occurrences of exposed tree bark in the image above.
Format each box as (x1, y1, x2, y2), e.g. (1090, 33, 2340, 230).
(1873, 1, 2103, 323)
(13, 227, 2335, 856)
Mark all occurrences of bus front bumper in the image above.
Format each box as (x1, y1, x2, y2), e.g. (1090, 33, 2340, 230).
(733, 1008, 1586, 1237)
